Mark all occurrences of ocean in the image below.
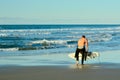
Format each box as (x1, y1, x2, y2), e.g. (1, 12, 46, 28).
(0, 25, 120, 66)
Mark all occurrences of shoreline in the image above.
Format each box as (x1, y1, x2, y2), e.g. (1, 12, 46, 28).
(0, 50, 120, 66)
(0, 50, 120, 80)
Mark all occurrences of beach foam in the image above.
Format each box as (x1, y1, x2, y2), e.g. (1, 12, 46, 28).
(0, 48, 19, 51)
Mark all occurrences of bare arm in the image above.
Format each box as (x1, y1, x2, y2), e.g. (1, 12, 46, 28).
(85, 39, 88, 52)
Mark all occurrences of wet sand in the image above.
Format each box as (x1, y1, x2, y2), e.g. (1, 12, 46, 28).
(0, 64, 120, 80)
(0, 50, 120, 80)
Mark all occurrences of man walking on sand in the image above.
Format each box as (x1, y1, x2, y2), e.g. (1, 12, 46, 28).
(75, 35, 88, 65)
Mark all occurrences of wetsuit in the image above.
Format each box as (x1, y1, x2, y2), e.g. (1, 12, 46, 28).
(75, 37, 88, 65)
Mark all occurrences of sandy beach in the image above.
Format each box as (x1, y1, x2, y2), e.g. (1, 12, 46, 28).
(0, 50, 120, 80)
(0, 65, 120, 80)
(1, 1, 120, 80)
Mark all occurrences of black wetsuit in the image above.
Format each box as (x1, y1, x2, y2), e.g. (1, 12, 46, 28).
(75, 47, 86, 65)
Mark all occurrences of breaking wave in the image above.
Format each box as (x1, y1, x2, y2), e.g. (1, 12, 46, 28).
(0, 48, 19, 51)
(0, 25, 120, 52)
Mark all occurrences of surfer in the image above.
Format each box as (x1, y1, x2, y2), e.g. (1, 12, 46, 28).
(75, 35, 88, 65)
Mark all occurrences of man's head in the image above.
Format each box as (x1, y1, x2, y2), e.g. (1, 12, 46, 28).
(82, 35, 86, 38)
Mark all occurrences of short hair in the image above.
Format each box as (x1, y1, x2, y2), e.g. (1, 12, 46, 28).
(82, 35, 85, 38)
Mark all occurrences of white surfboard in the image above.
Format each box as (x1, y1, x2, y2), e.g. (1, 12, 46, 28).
(68, 52, 99, 60)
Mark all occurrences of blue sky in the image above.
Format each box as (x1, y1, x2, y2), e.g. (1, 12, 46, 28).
(0, 0, 120, 24)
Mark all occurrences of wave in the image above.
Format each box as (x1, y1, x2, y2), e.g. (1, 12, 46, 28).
(29, 39, 67, 45)
(0, 48, 19, 51)
(66, 34, 113, 43)
(0, 25, 119, 52)
(89, 33, 112, 42)
(0, 39, 77, 51)
(66, 45, 76, 48)
(0, 29, 51, 36)
(29, 39, 77, 45)
(1, 26, 120, 32)
(0, 27, 120, 39)
(0, 33, 8, 37)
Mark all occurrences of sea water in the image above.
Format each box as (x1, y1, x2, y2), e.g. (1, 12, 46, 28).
(0, 25, 120, 66)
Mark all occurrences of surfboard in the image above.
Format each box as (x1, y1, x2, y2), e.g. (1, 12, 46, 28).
(68, 52, 99, 60)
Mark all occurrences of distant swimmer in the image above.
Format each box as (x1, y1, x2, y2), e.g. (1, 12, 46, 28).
(75, 35, 88, 65)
